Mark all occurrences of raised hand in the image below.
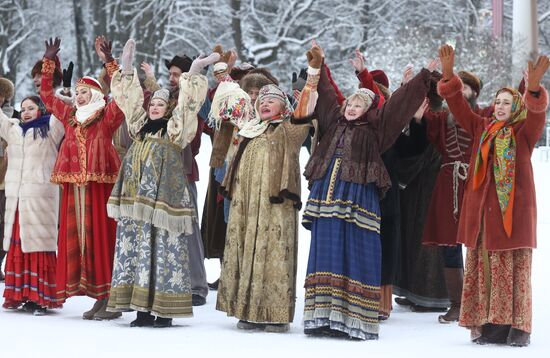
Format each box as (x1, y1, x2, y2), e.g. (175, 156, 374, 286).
(141, 62, 154, 78)
(189, 52, 221, 75)
(527, 55, 550, 91)
(438, 44, 455, 80)
(413, 97, 429, 122)
(349, 49, 365, 73)
(212, 44, 224, 56)
(62, 61, 74, 88)
(99, 37, 114, 63)
(426, 57, 440, 73)
(227, 49, 238, 70)
(401, 64, 414, 85)
(95, 36, 107, 62)
(121, 39, 136, 74)
(44, 37, 61, 59)
(306, 41, 324, 69)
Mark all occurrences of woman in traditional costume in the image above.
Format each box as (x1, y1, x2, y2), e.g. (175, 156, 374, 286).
(212, 50, 313, 334)
(39, 37, 124, 320)
(1, 96, 64, 314)
(106, 40, 217, 328)
(437, 44, 549, 347)
(301, 43, 432, 340)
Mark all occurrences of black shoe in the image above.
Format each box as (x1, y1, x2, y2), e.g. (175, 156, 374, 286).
(304, 327, 326, 336)
(192, 294, 206, 306)
(208, 279, 219, 290)
(130, 311, 155, 327)
(154, 317, 173, 328)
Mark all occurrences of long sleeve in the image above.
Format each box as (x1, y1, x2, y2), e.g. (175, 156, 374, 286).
(110, 69, 148, 140)
(48, 115, 66, 146)
(373, 68, 431, 152)
(315, 64, 343, 138)
(39, 58, 73, 125)
(0, 110, 17, 141)
(324, 64, 346, 105)
(520, 87, 549, 150)
(169, 73, 208, 148)
(143, 75, 162, 93)
(437, 75, 483, 137)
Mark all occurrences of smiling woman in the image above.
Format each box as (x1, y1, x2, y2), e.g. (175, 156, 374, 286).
(437, 44, 550, 347)
(0, 93, 65, 316)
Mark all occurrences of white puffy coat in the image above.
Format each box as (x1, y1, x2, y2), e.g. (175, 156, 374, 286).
(0, 112, 64, 253)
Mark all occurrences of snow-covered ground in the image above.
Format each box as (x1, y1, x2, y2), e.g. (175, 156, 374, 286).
(1, 139, 549, 358)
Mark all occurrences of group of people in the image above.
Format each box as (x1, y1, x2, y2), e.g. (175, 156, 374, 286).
(0, 35, 548, 347)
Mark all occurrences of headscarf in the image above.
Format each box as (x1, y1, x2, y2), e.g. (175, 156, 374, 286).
(75, 76, 106, 123)
(239, 84, 292, 138)
(472, 87, 527, 237)
(19, 96, 50, 139)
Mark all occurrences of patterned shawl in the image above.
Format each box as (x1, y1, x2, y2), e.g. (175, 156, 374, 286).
(472, 87, 527, 237)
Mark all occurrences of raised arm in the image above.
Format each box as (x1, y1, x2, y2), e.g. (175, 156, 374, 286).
(169, 53, 218, 148)
(373, 68, 431, 152)
(141, 62, 162, 92)
(350, 49, 385, 107)
(98, 37, 125, 132)
(437, 45, 483, 136)
(39, 38, 73, 124)
(519, 55, 550, 149)
(310, 44, 342, 137)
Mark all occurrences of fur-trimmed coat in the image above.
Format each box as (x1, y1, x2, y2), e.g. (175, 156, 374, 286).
(438, 75, 548, 250)
(0, 112, 64, 253)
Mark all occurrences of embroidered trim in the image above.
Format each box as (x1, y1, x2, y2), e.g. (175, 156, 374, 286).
(105, 60, 120, 78)
(42, 58, 56, 74)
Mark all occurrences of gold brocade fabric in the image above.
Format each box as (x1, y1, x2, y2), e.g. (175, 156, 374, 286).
(216, 135, 298, 323)
(459, 230, 532, 333)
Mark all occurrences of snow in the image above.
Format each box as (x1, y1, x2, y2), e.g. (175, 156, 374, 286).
(1, 140, 549, 357)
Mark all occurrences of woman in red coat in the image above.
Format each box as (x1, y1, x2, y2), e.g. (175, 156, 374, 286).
(438, 44, 549, 347)
(39, 38, 124, 320)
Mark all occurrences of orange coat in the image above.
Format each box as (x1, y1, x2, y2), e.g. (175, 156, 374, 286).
(438, 75, 548, 250)
(40, 58, 124, 185)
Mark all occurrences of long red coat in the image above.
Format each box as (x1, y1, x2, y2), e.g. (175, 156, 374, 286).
(40, 58, 124, 185)
(421, 110, 472, 246)
(438, 75, 548, 250)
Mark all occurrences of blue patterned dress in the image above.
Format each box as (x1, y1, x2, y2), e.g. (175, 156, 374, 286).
(303, 149, 382, 340)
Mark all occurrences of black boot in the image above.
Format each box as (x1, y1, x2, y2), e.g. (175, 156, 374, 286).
(507, 328, 530, 347)
(480, 323, 511, 344)
(130, 311, 155, 327)
(154, 316, 173, 328)
(0, 250, 6, 282)
(438, 268, 464, 323)
(207, 279, 219, 290)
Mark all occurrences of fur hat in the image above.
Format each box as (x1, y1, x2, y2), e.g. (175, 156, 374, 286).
(458, 71, 482, 98)
(240, 72, 275, 93)
(371, 70, 389, 89)
(164, 55, 193, 73)
(247, 68, 279, 86)
(230, 63, 255, 81)
(31, 60, 62, 88)
(0, 77, 15, 101)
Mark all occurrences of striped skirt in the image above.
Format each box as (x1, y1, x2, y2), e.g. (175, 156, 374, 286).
(302, 156, 382, 340)
(3, 211, 60, 309)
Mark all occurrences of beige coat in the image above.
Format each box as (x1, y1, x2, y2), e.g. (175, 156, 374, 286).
(0, 112, 64, 253)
